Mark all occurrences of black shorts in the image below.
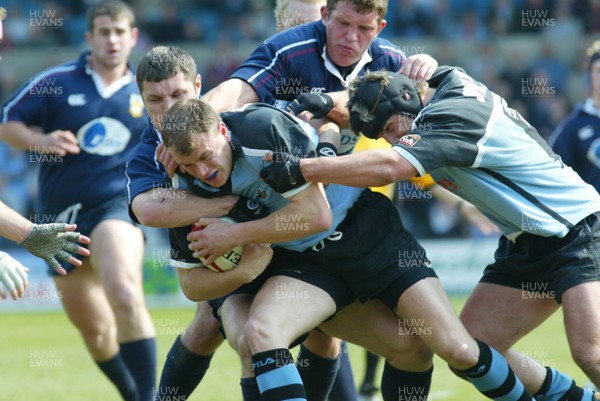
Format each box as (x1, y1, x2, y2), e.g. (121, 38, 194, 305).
(480, 212, 600, 303)
(270, 189, 437, 313)
(47, 196, 134, 274)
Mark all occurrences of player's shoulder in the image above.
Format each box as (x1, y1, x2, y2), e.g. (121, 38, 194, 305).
(369, 37, 405, 61)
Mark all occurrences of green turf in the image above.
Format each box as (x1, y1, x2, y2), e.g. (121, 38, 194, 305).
(0, 297, 588, 401)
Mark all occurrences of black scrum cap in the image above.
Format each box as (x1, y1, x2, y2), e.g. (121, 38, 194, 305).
(349, 71, 423, 139)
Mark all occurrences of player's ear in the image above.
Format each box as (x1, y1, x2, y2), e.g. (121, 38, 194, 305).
(131, 26, 139, 46)
(320, 5, 328, 22)
(219, 121, 228, 138)
(84, 30, 92, 46)
(378, 19, 387, 33)
(195, 74, 202, 97)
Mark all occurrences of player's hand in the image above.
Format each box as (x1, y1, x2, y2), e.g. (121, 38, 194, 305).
(260, 151, 306, 193)
(19, 223, 91, 275)
(188, 217, 238, 265)
(287, 93, 334, 120)
(400, 54, 438, 81)
(236, 243, 273, 282)
(227, 197, 270, 222)
(0, 251, 29, 300)
(156, 143, 179, 178)
(39, 130, 80, 156)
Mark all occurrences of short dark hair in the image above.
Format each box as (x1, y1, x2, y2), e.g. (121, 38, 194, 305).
(136, 46, 198, 94)
(326, 0, 388, 24)
(161, 99, 220, 156)
(86, 0, 135, 32)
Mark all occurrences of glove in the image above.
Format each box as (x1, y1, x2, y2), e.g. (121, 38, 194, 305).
(260, 151, 306, 193)
(20, 223, 82, 273)
(0, 251, 28, 300)
(287, 93, 334, 119)
(316, 142, 337, 158)
(227, 197, 270, 222)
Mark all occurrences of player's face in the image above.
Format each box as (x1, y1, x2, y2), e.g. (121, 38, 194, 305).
(86, 15, 138, 71)
(381, 114, 413, 145)
(322, 1, 385, 67)
(591, 60, 600, 98)
(172, 123, 233, 188)
(278, 0, 324, 31)
(141, 72, 202, 131)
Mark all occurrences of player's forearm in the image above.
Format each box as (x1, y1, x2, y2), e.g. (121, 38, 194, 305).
(132, 190, 237, 228)
(0, 122, 43, 150)
(177, 265, 258, 302)
(201, 78, 259, 113)
(0, 201, 33, 243)
(301, 149, 409, 187)
(229, 185, 331, 245)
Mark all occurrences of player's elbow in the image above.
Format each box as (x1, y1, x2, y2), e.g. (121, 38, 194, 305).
(310, 207, 332, 233)
(177, 269, 209, 302)
(131, 193, 165, 227)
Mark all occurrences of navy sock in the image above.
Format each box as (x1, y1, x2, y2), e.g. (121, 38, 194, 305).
(154, 335, 213, 401)
(96, 353, 138, 401)
(253, 348, 306, 401)
(458, 340, 532, 401)
(296, 343, 339, 401)
(534, 367, 594, 401)
(120, 338, 157, 401)
(360, 351, 381, 393)
(241, 377, 263, 401)
(328, 342, 358, 401)
(380, 361, 432, 401)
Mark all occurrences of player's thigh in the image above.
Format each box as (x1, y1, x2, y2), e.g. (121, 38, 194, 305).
(246, 275, 337, 349)
(562, 281, 600, 357)
(53, 259, 118, 353)
(181, 301, 224, 354)
(320, 299, 432, 369)
(89, 219, 144, 287)
(460, 282, 558, 351)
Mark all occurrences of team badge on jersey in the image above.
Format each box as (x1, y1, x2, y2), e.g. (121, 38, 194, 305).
(129, 93, 144, 118)
(77, 117, 132, 155)
(67, 94, 86, 106)
(397, 134, 421, 147)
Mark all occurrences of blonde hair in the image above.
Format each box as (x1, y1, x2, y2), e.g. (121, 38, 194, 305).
(0, 8, 7, 20)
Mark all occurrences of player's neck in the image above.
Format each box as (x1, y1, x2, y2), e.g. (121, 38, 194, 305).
(87, 56, 128, 86)
(422, 88, 437, 106)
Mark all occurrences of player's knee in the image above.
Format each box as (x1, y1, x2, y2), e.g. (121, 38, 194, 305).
(302, 331, 341, 358)
(386, 337, 433, 370)
(571, 345, 600, 373)
(243, 316, 279, 353)
(80, 321, 117, 351)
(438, 339, 479, 370)
(181, 322, 223, 355)
(106, 282, 144, 316)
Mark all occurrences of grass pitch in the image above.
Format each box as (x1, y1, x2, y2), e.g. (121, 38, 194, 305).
(0, 296, 587, 401)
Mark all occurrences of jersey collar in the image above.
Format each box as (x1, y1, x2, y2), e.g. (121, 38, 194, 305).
(79, 50, 134, 99)
(581, 98, 600, 119)
(321, 45, 372, 87)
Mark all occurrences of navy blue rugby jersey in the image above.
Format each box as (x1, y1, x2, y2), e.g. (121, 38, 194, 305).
(548, 98, 600, 192)
(231, 20, 405, 155)
(220, 103, 362, 251)
(2, 51, 146, 212)
(392, 66, 600, 238)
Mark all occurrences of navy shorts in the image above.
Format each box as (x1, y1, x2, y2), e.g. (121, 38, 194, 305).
(47, 195, 134, 275)
(480, 212, 600, 303)
(269, 189, 437, 313)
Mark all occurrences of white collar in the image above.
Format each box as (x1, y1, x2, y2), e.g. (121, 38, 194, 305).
(321, 45, 373, 87)
(85, 62, 133, 99)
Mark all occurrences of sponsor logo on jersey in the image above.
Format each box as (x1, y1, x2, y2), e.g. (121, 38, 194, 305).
(129, 93, 144, 118)
(77, 117, 132, 155)
(578, 125, 594, 141)
(397, 134, 421, 147)
(67, 94, 86, 106)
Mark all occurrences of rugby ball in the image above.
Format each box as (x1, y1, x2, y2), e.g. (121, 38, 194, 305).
(191, 217, 243, 272)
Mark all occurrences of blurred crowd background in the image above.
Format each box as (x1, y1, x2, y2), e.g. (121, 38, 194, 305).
(1, 0, 599, 242)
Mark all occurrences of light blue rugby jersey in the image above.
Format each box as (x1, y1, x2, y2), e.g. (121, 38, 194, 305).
(393, 66, 600, 238)
(222, 103, 362, 252)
